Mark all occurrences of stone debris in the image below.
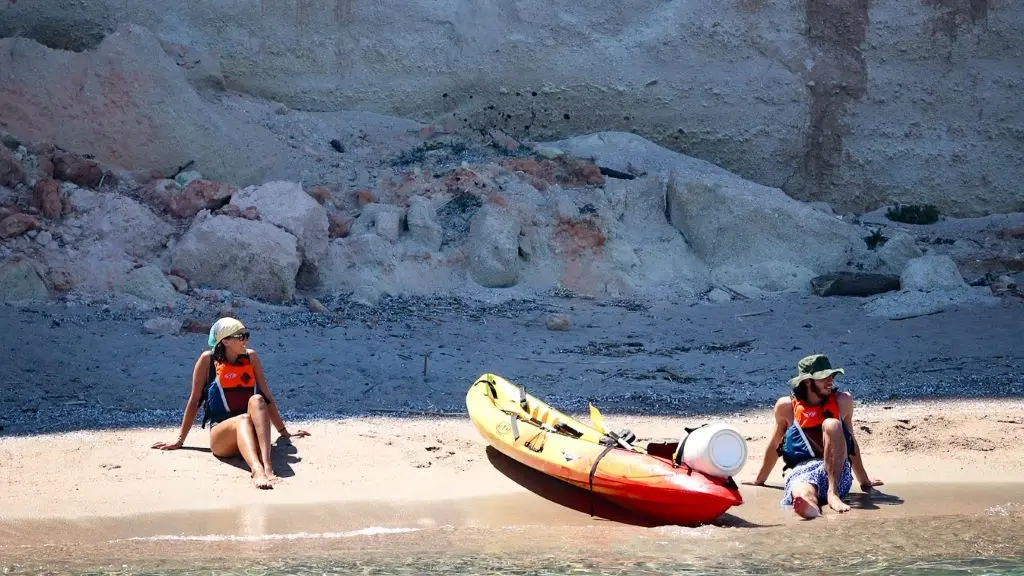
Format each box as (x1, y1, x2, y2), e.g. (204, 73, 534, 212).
(0, 25, 1019, 319)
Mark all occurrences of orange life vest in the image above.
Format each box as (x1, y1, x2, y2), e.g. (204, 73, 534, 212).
(792, 393, 841, 428)
(779, 392, 853, 470)
(200, 354, 258, 427)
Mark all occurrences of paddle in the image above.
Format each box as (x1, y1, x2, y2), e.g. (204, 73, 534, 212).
(589, 403, 637, 451)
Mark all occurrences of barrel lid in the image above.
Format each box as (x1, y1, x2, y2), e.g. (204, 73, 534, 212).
(709, 429, 747, 474)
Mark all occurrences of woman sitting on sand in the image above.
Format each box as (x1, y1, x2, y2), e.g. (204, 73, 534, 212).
(152, 317, 310, 489)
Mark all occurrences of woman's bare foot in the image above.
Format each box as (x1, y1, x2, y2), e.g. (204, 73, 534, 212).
(266, 472, 280, 484)
(252, 472, 273, 490)
(792, 495, 821, 519)
(827, 491, 851, 513)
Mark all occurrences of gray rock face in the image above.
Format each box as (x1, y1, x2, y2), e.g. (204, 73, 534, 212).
(901, 255, 967, 292)
(467, 205, 521, 288)
(556, 132, 869, 291)
(668, 173, 864, 279)
(232, 181, 329, 288)
(406, 196, 443, 252)
(4, 1, 1019, 215)
(875, 231, 924, 276)
(169, 215, 301, 303)
(0, 25, 282, 184)
(118, 265, 178, 306)
(351, 203, 405, 243)
(0, 259, 50, 302)
(72, 191, 174, 259)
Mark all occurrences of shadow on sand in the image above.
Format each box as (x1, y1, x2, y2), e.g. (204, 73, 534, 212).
(484, 446, 776, 529)
(213, 437, 303, 479)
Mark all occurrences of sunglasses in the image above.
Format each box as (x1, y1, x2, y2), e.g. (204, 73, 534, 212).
(225, 332, 250, 341)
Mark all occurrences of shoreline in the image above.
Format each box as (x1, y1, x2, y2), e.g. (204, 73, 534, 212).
(3, 398, 1022, 528)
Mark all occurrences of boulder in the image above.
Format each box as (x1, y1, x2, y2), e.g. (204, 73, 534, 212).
(553, 132, 866, 291)
(901, 255, 967, 292)
(351, 203, 405, 243)
(0, 147, 25, 188)
(0, 259, 51, 302)
(713, 261, 817, 293)
(0, 213, 40, 239)
(666, 176, 862, 289)
(545, 313, 571, 331)
(574, 176, 709, 296)
(406, 196, 443, 251)
(811, 272, 901, 297)
(467, 204, 520, 288)
(143, 317, 182, 335)
(73, 192, 174, 258)
(31, 178, 71, 219)
(166, 179, 236, 218)
(321, 234, 397, 305)
(232, 181, 329, 288)
(169, 215, 301, 303)
(118, 265, 178, 306)
(875, 231, 923, 275)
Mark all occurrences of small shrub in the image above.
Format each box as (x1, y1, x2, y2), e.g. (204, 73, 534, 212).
(886, 204, 940, 225)
(863, 228, 888, 250)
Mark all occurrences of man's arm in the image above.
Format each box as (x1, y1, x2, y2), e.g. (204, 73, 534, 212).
(838, 392, 883, 491)
(744, 398, 790, 485)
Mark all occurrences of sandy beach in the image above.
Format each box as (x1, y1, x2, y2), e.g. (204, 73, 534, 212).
(2, 285, 1023, 575)
(2, 289, 1023, 532)
(2, 397, 1023, 524)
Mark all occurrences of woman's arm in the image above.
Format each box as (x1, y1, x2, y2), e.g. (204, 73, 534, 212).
(250, 350, 309, 438)
(152, 353, 207, 450)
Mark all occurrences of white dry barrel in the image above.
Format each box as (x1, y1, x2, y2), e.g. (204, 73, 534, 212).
(678, 423, 748, 478)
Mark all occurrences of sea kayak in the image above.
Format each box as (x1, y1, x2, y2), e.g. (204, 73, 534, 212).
(466, 373, 743, 526)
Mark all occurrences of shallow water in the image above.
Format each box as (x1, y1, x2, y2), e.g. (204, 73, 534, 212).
(3, 483, 1024, 575)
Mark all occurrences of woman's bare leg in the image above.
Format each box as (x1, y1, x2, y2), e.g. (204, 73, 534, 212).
(210, 415, 272, 489)
(247, 395, 275, 480)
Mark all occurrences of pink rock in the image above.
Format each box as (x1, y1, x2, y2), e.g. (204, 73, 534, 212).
(306, 185, 334, 206)
(167, 179, 236, 218)
(52, 153, 103, 188)
(0, 213, 40, 238)
(32, 178, 70, 219)
(0, 147, 25, 188)
(328, 213, 355, 239)
(355, 189, 377, 207)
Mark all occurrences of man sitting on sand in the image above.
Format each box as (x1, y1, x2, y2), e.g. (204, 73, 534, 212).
(745, 354, 883, 518)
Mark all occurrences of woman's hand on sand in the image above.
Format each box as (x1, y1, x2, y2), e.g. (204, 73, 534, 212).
(281, 429, 311, 439)
(151, 440, 183, 450)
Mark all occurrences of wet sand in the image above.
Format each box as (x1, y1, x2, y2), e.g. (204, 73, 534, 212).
(2, 480, 1023, 573)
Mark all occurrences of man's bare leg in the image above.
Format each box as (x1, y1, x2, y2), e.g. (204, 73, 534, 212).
(822, 418, 851, 513)
(790, 481, 821, 519)
(247, 395, 276, 481)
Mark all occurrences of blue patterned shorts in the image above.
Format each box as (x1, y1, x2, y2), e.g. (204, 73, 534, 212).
(781, 459, 854, 506)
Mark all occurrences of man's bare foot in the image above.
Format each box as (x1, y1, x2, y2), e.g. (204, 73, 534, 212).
(827, 492, 850, 513)
(792, 495, 821, 519)
(252, 472, 273, 490)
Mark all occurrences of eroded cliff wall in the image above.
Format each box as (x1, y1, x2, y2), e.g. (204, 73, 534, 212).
(1, 0, 1021, 215)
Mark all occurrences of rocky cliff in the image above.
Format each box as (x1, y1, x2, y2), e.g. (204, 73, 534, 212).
(1, 0, 1021, 216)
